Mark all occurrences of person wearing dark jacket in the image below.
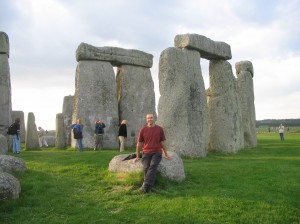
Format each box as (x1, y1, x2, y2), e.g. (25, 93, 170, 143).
(118, 120, 128, 152)
(94, 119, 106, 150)
(71, 119, 84, 152)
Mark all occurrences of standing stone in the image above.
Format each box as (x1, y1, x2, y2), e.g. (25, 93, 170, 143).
(72, 61, 119, 149)
(207, 60, 244, 152)
(11, 111, 26, 143)
(157, 47, 209, 157)
(62, 95, 73, 146)
(116, 65, 156, 147)
(235, 61, 257, 148)
(25, 112, 39, 150)
(55, 113, 66, 148)
(0, 32, 11, 137)
(0, 134, 8, 155)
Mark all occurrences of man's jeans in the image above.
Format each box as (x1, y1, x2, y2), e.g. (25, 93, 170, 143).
(76, 138, 83, 152)
(12, 134, 21, 153)
(141, 152, 162, 190)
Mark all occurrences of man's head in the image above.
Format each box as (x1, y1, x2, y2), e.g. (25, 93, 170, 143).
(146, 114, 154, 127)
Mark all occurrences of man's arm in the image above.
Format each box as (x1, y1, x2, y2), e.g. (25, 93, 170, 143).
(134, 142, 143, 161)
(161, 141, 171, 160)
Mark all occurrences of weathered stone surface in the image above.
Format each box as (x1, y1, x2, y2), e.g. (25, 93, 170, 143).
(72, 61, 119, 149)
(0, 134, 8, 155)
(207, 60, 244, 152)
(235, 60, 254, 77)
(62, 95, 73, 146)
(76, 43, 153, 68)
(0, 54, 12, 136)
(116, 65, 157, 147)
(11, 111, 26, 142)
(236, 61, 257, 148)
(25, 112, 40, 150)
(157, 47, 209, 157)
(0, 171, 21, 200)
(174, 34, 232, 60)
(0, 32, 9, 56)
(109, 151, 185, 182)
(0, 155, 26, 173)
(55, 113, 66, 149)
(156, 151, 185, 182)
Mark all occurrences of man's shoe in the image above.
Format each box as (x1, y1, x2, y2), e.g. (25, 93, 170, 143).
(139, 184, 151, 194)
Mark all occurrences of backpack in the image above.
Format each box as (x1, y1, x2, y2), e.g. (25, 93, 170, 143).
(7, 123, 17, 135)
(73, 124, 82, 139)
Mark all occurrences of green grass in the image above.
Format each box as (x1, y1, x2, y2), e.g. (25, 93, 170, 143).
(1, 133, 299, 223)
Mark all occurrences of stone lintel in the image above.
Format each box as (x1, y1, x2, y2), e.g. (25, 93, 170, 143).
(76, 43, 153, 68)
(235, 60, 254, 77)
(174, 34, 232, 60)
(0, 32, 9, 57)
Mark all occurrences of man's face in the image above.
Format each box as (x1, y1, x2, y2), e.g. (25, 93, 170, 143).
(146, 114, 154, 126)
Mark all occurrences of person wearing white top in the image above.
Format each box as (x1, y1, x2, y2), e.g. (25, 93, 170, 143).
(278, 124, 284, 141)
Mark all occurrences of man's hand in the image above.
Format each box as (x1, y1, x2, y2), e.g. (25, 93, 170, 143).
(163, 154, 172, 160)
(134, 157, 140, 162)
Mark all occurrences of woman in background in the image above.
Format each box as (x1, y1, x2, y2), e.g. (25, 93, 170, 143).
(118, 120, 128, 152)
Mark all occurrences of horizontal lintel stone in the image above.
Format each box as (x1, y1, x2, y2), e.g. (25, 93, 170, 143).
(174, 34, 232, 60)
(0, 32, 9, 57)
(76, 43, 153, 68)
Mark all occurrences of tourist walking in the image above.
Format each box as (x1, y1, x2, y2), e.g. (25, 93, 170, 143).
(118, 120, 127, 152)
(38, 126, 48, 147)
(71, 119, 84, 152)
(134, 113, 171, 193)
(94, 119, 106, 150)
(8, 118, 21, 154)
(278, 124, 284, 141)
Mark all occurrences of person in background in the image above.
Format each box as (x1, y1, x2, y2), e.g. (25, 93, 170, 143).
(118, 120, 128, 152)
(94, 119, 106, 150)
(278, 124, 285, 141)
(134, 113, 171, 193)
(71, 119, 84, 152)
(38, 126, 48, 148)
(10, 118, 21, 154)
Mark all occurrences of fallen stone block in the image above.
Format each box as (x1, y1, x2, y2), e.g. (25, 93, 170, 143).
(109, 151, 185, 182)
(0, 171, 21, 200)
(0, 155, 26, 174)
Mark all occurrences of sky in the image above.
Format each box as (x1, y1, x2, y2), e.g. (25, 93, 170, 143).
(1, 0, 300, 130)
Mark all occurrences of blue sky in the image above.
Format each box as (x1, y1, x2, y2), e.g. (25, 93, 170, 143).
(1, 0, 300, 130)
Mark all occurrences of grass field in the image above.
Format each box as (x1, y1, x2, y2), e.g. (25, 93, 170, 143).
(0, 133, 299, 223)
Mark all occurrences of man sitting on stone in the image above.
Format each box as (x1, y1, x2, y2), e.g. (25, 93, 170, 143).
(134, 113, 171, 193)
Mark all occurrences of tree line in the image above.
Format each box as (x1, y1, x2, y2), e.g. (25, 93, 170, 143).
(256, 119, 300, 127)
